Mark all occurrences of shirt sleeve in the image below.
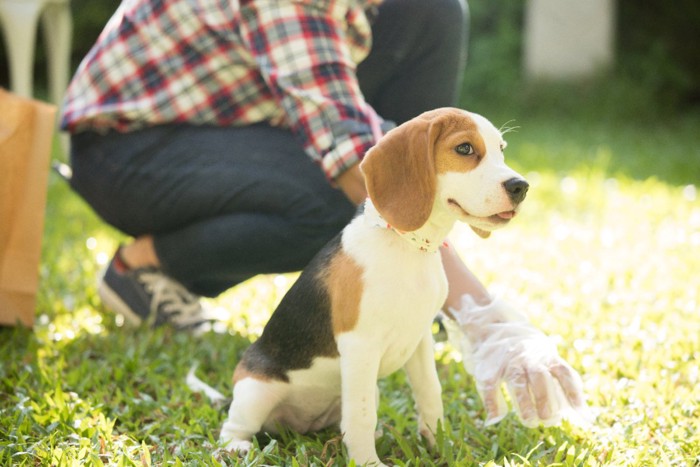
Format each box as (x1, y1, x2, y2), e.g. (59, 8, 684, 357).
(238, 0, 382, 182)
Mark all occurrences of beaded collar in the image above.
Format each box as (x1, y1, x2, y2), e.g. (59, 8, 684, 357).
(363, 201, 447, 254)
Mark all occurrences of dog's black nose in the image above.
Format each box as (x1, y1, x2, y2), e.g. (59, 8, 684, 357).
(503, 178, 529, 204)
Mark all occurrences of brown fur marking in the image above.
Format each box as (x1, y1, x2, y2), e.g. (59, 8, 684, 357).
(232, 361, 271, 385)
(361, 121, 436, 232)
(323, 250, 364, 336)
(433, 113, 487, 175)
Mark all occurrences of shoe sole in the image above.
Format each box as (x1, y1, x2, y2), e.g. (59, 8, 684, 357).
(98, 279, 147, 326)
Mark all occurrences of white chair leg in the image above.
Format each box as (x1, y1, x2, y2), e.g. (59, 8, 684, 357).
(0, 0, 45, 98)
(42, 1, 73, 158)
(41, 1, 72, 106)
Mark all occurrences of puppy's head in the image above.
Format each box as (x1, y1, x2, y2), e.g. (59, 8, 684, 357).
(360, 107, 528, 238)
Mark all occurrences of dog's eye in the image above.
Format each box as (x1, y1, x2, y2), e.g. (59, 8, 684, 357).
(455, 143, 474, 156)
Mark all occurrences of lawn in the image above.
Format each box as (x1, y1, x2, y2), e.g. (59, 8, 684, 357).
(1, 84, 699, 466)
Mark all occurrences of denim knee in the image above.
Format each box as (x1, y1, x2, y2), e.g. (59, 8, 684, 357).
(408, 0, 468, 40)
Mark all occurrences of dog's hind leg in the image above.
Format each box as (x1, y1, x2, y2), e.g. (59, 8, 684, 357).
(219, 377, 288, 453)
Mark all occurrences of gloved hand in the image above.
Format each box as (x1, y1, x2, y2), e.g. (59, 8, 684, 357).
(444, 294, 591, 428)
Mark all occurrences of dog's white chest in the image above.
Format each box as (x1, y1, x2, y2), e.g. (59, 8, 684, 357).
(341, 218, 448, 377)
(371, 266, 446, 377)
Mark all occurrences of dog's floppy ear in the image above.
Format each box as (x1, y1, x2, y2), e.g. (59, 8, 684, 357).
(360, 116, 440, 232)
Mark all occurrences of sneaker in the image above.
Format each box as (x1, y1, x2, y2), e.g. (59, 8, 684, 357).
(98, 248, 212, 331)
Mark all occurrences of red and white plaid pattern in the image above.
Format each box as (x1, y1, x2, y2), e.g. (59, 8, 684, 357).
(60, 0, 383, 181)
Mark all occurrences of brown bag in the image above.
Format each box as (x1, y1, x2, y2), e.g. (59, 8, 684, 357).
(0, 88, 56, 327)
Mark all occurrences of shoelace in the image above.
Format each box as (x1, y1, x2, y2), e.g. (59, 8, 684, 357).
(136, 271, 207, 328)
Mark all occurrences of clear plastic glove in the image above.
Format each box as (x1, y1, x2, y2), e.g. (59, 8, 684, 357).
(444, 294, 591, 428)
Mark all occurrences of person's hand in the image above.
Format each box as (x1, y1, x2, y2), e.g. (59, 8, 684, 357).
(445, 295, 591, 428)
(336, 163, 368, 206)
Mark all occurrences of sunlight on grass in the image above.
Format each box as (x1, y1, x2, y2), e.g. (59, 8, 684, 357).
(445, 167, 699, 466)
(210, 273, 297, 339)
(36, 307, 105, 344)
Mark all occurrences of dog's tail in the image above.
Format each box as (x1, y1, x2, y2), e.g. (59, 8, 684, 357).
(186, 364, 228, 404)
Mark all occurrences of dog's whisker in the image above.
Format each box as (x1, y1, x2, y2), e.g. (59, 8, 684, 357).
(499, 120, 520, 135)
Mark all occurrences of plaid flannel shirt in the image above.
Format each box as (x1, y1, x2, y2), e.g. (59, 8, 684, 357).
(60, 0, 384, 181)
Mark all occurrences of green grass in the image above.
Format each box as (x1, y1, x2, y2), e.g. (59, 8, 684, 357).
(2, 82, 700, 466)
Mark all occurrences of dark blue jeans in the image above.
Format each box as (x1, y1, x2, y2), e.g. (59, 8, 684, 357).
(69, 0, 468, 297)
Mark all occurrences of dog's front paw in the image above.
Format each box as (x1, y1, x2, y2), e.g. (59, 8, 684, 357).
(222, 438, 253, 455)
(349, 451, 389, 467)
(419, 425, 437, 448)
(348, 451, 386, 467)
(357, 459, 388, 467)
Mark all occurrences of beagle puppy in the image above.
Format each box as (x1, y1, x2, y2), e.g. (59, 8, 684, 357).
(218, 108, 528, 465)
